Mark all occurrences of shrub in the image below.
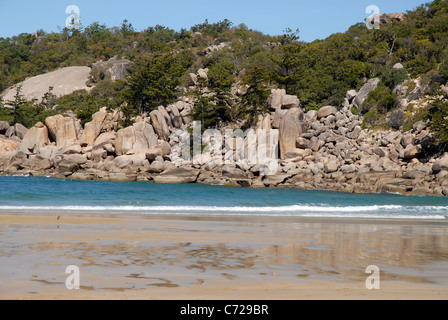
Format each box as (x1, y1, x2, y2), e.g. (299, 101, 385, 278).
(381, 68, 408, 90)
(362, 84, 398, 114)
(362, 108, 380, 129)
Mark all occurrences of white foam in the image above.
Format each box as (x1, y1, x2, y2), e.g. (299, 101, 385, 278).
(0, 204, 447, 220)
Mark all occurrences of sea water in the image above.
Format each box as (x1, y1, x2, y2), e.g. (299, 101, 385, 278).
(1, 176, 448, 220)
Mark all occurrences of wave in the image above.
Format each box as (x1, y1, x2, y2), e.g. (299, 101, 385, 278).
(0, 204, 447, 220)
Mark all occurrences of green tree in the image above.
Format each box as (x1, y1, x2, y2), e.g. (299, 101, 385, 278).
(189, 77, 214, 130)
(8, 85, 30, 124)
(381, 68, 408, 90)
(272, 34, 302, 95)
(427, 98, 448, 144)
(239, 65, 270, 129)
(40, 86, 57, 110)
(124, 54, 184, 113)
(362, 84, 398, 114)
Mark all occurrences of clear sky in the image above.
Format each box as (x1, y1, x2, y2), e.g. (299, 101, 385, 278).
(0, 0, 427, 42)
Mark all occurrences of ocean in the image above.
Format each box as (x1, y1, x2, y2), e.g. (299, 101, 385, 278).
(1, 176, 448, 220)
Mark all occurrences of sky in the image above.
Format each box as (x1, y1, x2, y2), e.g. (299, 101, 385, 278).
(0, 0, 428, 43)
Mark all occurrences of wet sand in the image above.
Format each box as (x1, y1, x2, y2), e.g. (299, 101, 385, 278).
(0, 213, 447, 300)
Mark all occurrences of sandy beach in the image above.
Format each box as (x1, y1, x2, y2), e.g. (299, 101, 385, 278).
(0, 213, 447, 300)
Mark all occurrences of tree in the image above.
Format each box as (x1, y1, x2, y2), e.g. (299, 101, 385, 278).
(362, 84, 398, 114)
(190, 19, 233, 38)
(189, 77, 213, 130)
(124, 54, 184, 113)
(272, 29, 302, 94)
(40, 86, 56, 110)
(381, 68, 408, 90)
(120, 19, 136, 37)
(239, 66, 270, 129)
(189, 75, 233, 131)
(8, 85, 29, 124)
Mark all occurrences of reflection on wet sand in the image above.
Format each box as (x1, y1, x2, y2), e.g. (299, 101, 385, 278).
(0, 214, 447, 297)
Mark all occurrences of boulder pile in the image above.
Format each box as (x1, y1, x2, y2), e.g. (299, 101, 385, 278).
(0, 75, 446, 196)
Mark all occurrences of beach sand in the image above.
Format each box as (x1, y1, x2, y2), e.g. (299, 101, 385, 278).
(0, 213, 447, 300)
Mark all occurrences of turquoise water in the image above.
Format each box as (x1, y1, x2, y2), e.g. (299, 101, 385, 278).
(1, 176, 448, 220)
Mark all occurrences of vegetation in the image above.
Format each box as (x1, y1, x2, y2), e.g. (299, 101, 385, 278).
(0, 0, 447, 147)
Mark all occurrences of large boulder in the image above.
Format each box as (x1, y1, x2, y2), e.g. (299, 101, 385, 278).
(18, 122, 50, 153)
(158, 106, 173, 128)
(386, 13, 405, 22)
(317, 106, 337, 119)
(279, 108, 305, 159)
(13, 123, 28, 140)
(353, 78, 380, 108)
(27, 156, 52, 171)
(268, 89, 286, 110)
(153, 168, 200, 184)
(272, 108, 287, 129)
(179, 103, 193, 125)
(79, 108, 108, 146)
(0, 136, 20, 155)
(281, 95, 300, 109)
(93, 131, 116, 150)
(149, 110, 170, 141)
(346, 90, 357, 102)
(166, 103, 183, 128)
(110, 154, 147, 172)
(0, 121, 9, 134)
(57, 159, 79, 174)
(91, 56, 132, 81)
(115, 122, 158, 156)
(324, 161, 339, 173)
(145, 142, 171, 162)
(432, 154, 448, 173)
(45, 115, 78, 148)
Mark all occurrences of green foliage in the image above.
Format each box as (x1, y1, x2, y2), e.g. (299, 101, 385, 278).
(124, 53, 186, 113)
(362, 108, 380, 129)
(403, 98, 448, 144)
(271, 39, 302, 94)
(75, 103, 99, 126)
(239, 65, 271, 129)
(189, 73, 233, 131)
(1, 1, 448, 136)
(381, 68, 408, 90)
(191, 19, 233, 38)
(421, 70, 445, 94)
(426, 98, 448, 143)
(0, 85, 58, 128)
(362, 84, 398, 114)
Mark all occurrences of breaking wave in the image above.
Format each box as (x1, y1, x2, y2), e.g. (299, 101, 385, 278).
(1, 204, 447, 220)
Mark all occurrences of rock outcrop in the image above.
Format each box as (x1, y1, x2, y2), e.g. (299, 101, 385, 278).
(45, 115, 79, 148)
(353, 78, 380, 108)
(1, 66, 91, 103)
(0, 76, 447, 197)
(91, 56, 132, 81)
(279, 108, 305, 159)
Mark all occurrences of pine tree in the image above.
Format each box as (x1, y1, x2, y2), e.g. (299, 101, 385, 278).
(125, 54, 184, 114)
(239, 66, 270, 129)
(272, 28, 302, 95)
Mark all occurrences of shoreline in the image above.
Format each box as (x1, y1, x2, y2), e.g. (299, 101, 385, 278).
(1, 212, 447, 300)
(0, 171, 446, 198)
(1, 210, 448, 224)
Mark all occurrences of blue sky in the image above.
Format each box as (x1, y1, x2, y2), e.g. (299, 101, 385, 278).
(0, 0, 427, 42)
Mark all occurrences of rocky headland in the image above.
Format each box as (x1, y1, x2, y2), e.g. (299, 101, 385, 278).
(1, 67, 448, 197)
